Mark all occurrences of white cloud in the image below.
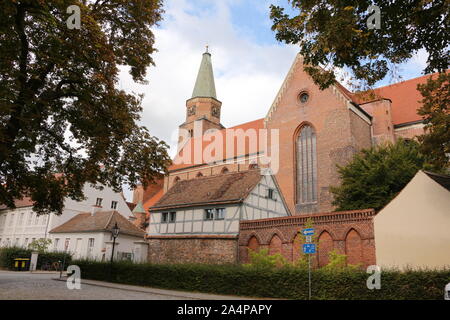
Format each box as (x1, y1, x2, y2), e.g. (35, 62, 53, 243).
(118, 0, 298, 157)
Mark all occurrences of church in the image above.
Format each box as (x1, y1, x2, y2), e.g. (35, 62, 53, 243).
(132, 49, 442, 268)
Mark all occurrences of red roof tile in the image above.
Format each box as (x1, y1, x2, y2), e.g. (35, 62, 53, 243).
(49, 210, 145, 237)
(169, 118, 265, 172)
(357, 72, 445, 125)
(150, 170, 261, 211)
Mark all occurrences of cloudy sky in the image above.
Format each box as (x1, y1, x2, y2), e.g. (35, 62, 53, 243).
(119, 0, 428, 199)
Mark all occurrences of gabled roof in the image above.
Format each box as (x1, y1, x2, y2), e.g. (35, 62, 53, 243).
(169, 118, 265, 172)
(49, 210, 145, 237)
(424, 171, 450, 192)
(150, 170, 262, 211)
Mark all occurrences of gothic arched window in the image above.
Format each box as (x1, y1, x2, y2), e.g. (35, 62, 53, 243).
(296, 125, 317, 204)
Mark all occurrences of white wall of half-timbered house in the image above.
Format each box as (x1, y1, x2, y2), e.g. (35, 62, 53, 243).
(148, 175, 289, 236)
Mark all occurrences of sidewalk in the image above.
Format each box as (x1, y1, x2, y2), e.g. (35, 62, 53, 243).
(54, 277, 266, 300)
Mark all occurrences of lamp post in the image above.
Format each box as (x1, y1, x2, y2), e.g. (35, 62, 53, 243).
(110, 222, 120, 264)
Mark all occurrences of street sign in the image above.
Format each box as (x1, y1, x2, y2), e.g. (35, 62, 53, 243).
(303, 243, 316, 254)
(305, 235, 312, 243)
(302, 228, 315, 236)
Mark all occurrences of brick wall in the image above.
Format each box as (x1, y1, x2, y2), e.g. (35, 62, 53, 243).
(147, 235, 238, 264)
(238, 209, 377, 268)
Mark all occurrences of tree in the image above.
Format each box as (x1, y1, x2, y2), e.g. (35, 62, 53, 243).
(270, 1, 449, 89)
(28, 238, 52, 252)
(330, 139, 426, 211)
(417, 72, 450, 172)
(0, 1, 171, 215)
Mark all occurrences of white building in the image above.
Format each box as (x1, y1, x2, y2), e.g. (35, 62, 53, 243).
(49, 210, 147, 262)
(0, 183, 133, 249)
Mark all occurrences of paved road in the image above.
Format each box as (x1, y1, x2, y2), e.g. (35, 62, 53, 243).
(0, 271, 199, 300)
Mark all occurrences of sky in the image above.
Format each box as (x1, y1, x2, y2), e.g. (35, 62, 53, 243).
(119, 0, 429, 200)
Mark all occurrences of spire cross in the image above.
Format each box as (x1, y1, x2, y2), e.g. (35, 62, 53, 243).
(205, 44, 209, 53)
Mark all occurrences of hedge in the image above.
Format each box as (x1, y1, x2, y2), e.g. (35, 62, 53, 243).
(0, 246, 72, 270)
(72, 260, 450, 300)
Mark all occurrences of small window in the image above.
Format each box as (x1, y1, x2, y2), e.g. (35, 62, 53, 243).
(161, 212, 168, 223)
(299, 92, 309, 103)
(54, 238, 60, 250)
(111, 201, 118, 210)
(205, 208, 225, 220)
(205, 209, 214, 220)
(88, 238, 95, 248)
(169, 212, 176, 223)
(215, 208, 225, 220)
(64, 238, 70, 251)
(267, 188, 275, 200)
(95, 198, 103, 206)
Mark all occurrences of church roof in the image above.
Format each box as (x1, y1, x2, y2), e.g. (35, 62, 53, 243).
(191, 50, 217, 99)
(169, 118, 265, 172)
(150, 170, 262, 211)
(348, 72, 445, 126)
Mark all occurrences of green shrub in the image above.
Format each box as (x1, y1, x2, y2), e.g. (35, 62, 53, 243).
(72, 259, 450, 300)
(0, 246, 72, 270)
(243, 248, 288, 270)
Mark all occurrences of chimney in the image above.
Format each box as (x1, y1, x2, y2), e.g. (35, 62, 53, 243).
(91, 205, 101, 216)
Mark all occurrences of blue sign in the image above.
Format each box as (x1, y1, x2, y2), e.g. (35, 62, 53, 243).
(303, 244, 316, 254)
(302, 228, 315, 236)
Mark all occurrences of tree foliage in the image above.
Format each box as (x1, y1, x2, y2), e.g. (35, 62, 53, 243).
(28, 238, 52, 252)
(330, 139, 426, 211)
(417, 72, 450, 172)
(270, 1, 449, 89)
(0, 1, 171, 215)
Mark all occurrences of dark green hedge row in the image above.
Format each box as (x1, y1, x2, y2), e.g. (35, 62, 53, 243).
(73, 260, 450, 300)
(0, 247, 72, 270)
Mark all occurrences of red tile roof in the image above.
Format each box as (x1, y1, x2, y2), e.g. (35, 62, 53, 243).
(150, 170, 262, 211)
(169, 118, 265, 172)
(50, 210, 145, 237)
(143, 189, 164, 213)
(0, 197, 34, 210)
(356, 72, 445, 125)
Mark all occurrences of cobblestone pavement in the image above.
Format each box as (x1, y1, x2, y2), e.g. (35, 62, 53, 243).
(0, 271, 195, 300)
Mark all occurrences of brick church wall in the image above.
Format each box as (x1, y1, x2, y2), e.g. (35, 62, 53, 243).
(147, 235, 238, 264)
(265, 60, 373, 215)
(238, 209, 377, 268)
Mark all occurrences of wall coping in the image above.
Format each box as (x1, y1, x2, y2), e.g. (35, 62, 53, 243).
(240, 209, 376, 230)
(147, 234, 238, 240)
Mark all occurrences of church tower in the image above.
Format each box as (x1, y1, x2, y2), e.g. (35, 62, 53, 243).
(178, 48, 224, 147)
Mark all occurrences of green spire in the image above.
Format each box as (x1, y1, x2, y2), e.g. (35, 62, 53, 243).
(191, 47, 217, 99)
(132, 201, 145, 214)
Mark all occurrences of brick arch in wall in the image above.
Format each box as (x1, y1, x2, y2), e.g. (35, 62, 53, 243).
(221, 167, 229, 174)
(247, 236, 260, 253)
(345, 228, 363, 266)
(317, 230, 334, 267)
(268, 234, 283, 256)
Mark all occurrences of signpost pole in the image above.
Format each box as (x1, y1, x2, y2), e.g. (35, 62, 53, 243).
(308, 254, 311, 300)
